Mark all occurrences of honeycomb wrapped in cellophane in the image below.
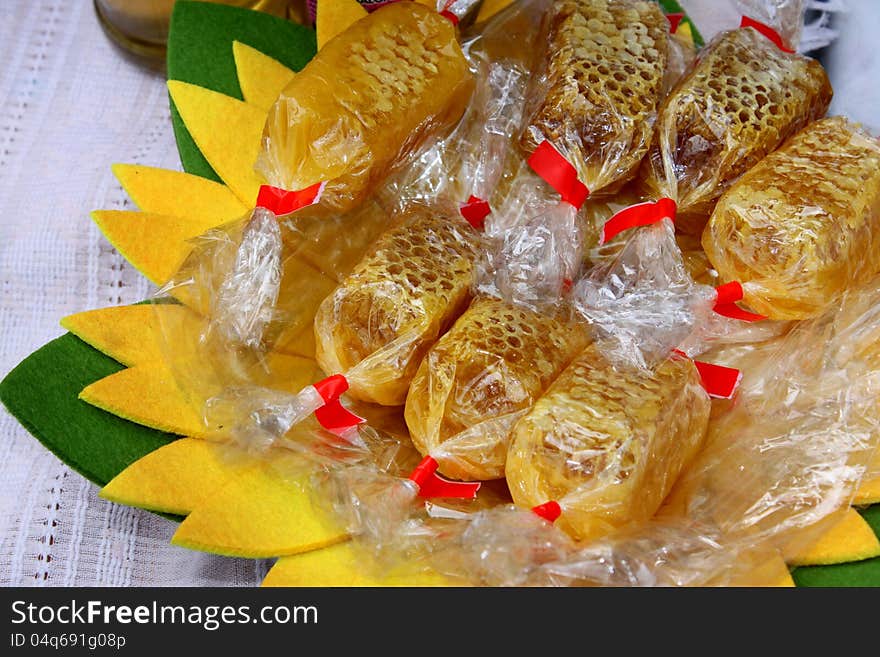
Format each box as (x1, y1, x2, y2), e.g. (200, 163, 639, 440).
(405, 296, 589, 481)
(703, 116, 880, 320)
(505, 345, 710, 542)
(257, 2, 474, 213)
(520, 0, 670, 196)
(638, 25, 832, 233)
(314, 202, 480, 406)
(143, 0, 880, 588)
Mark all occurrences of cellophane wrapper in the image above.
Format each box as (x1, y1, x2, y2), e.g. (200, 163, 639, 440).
(340, 276, 880, 585)
(313, 201, 481, 406)
(256, 2, 474, 213)
(518, 0, 670, 196)
(148, 0, 877, 587)
(638, 24, 832, 233)
(702, 116, 880, 321)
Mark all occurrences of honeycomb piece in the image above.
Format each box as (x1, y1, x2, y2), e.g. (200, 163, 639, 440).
(639, 27, 832, 233)
(405, 297, 589, 480)
(506, 346, 710, 541)
(257, 2, 473, 213)
(315, 204, 479, 406)
(519, 0, 668, 195)
(703, 117, 880, 320)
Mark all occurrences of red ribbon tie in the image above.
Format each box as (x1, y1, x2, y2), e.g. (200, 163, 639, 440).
(313, 374, 350, 404)
(256, 182, 326, 216)
(460, 195, 491, 230)
(312, 374, 365, 435)
(600, 197, 676, 245)
(673, 351, 742, 400)
(713, 281, 767, 322)
(740, 16, 794, 53)
(531, 500, 562, 523)
(408, 456, 481, 499)
(527, 140, 590, 209)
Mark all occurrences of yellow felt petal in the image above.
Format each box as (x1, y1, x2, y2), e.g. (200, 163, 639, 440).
(316, 0, 367, 50)
(61, 303, 201, 368)
(91, 210, 225, 287)
(100, 438, 242, 515)
(262, 542, 453, 587)
(232, 41, 297, 112)
(854, 477, 880, 505)
(172, 466, 346, 558)
(80, 362, 206, 437)
(854, 450, 880, 505)
(167, 80, 266, 205)
(476, 0, 513, 22)
(675, 20, 695, 49)
(788, 508, 880, 567)
(111, 164, 246, 221)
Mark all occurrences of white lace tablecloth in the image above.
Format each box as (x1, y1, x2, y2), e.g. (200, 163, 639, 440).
(0, 0, 876, 587)
(0, 0, 270, 586)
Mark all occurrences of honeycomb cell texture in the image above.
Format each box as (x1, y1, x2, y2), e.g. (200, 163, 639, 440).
(520, 0, 669, 195)
(703, 116, 880, 320)
(506, 346, 710, 541)
(315, 204, 479, 406)
(639, 26, 832, 233)
(404, 296, 588, 480)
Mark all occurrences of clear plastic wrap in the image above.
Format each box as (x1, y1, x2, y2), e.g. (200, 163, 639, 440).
(703, 116, 880, 320)
(735, 0, 805, 48)
(257, 2, 474, 213)
(314, 202, 481, 406)
(571, 217, 776, 369)
(505, 344, 711, 542)
(476, 200, 586, 313)
(379, 0, 539, 210)
(519, 0, 670, 196)
(404, 296, 589, 480)
(403, 276, 880, 585)
(638, 25, 832, 233)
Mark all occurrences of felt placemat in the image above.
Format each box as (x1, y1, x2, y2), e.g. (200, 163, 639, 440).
(166, 0, 317, 183)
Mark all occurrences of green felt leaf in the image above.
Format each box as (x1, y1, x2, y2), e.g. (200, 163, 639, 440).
(166, 0, 317, 181)
(792, 506, 880, 587)
(0, 333, 177, 487)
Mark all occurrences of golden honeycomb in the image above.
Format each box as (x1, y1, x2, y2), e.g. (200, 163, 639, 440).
(405, 296, 589, 481)
(639, 26, 832, 233)
(520, 0, 668, 195)
(257, 2, 473, 213)
(315, 204, 479, 406)
(506, 346, 710, 541)
(703, 116, 880, 320)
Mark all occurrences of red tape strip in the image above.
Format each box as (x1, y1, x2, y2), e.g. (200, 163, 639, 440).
(673, 350, 742, 399)
(600, 197, 676, 245)
(740, 16, 794, 53)
(459, 195, 491, 230)
(439, 9, 459, 24)
(315, 400, 365, 435)
(713, 282, 767, 322)
(527, 140, 590, 209)
(531, 501, 562, 523)
(408, 456, 481, 499)
(666, 12, 684, 33)
(313, 374, 349, 404)
(255, 182, 326, 215)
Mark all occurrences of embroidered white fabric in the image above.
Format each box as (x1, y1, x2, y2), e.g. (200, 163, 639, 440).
(0, 0, 270, 586)
(0, 0, 869, 587)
